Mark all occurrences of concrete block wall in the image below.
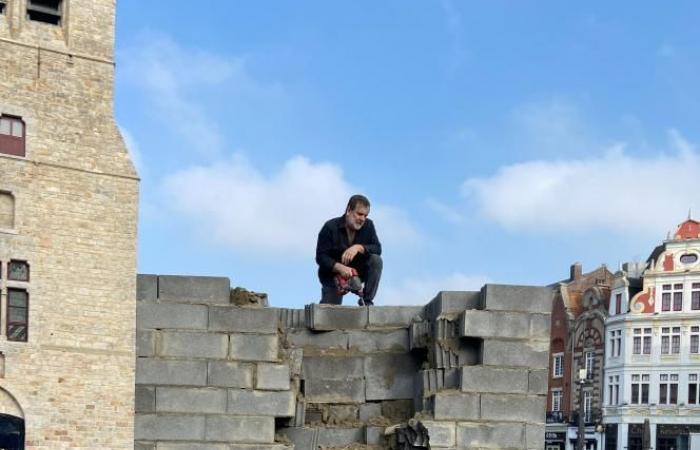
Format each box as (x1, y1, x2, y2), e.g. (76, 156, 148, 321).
(136, 276, 551, 450)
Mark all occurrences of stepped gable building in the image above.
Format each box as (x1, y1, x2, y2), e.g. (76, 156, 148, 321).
(0, 0, 139, 448)
(603, 219, 700, 450)
(546, 263, 613, 450)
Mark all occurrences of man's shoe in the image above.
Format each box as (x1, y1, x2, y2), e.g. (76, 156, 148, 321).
(364, 300, 374, 306)
(357, 298, 365, 306)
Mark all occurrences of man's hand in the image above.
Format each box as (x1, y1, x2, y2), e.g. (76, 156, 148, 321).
(341, 244, 364, 265)
(333, 263, 355, 279)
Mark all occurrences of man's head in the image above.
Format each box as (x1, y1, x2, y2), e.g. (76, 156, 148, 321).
(345, 194, 370, 231)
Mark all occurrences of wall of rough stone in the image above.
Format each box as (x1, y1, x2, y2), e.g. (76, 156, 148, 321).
(135, 275, 551, 450)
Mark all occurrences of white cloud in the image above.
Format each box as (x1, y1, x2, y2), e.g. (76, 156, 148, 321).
(380, 272, 491, 306)
(161, 155, 420, 257)
(463, 130, 700, 237)
(425, 198, 464, 224)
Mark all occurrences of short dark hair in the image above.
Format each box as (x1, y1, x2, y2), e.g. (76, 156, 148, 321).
(346, 194, 370, 212)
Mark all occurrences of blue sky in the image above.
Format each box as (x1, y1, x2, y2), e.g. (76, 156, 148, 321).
(114, 1, 700, 307)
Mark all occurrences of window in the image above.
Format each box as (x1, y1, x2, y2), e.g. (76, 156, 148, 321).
(631, 374, 650, 404)
(608, 375, 620, 405)
(689, 374, 699, 405)
(681, 254, 699, 265)
(0, 115, 25, 157)
(693, 283, 700, 310)
(661, 327, 681, 355)
(691, 326, 700, 354)
(659, 374, 679, 405)
(7, 260, 29, 282)
(552, 353, 564, 378)
(552, 389, 562, 411)
(585, 351, 594, 379)
(0, 0, 6, 15)
(615, 293, 622, 314)
(610, 330, 622, 357)
(7, 288, 28, 341)
(633, 328, 652, 355)
(662, 284, 672, 311)
(27, 0, 62, 25)
(674, 283, 684, 311)
(583, 390, 592, 422)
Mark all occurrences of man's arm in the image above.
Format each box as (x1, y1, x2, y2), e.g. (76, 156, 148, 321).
(315, 222, 338, 272)
(361, 220, 382, 255)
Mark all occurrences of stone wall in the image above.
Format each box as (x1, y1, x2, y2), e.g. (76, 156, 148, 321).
(135, 275, 551, 450)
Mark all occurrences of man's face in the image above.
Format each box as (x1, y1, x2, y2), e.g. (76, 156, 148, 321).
(345, 205, 369, 231)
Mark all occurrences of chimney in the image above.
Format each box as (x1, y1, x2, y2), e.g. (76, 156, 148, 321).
(570, 262, 582, 281)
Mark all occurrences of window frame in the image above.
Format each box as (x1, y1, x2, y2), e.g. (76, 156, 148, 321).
(7, 260, 30, 282)
(552, 389, 563, 412)
(6, 287, 29, 342)
(0, 115, 26, 158)
(552, 352, 564, 378)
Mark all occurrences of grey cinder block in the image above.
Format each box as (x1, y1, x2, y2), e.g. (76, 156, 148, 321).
(306, 304, 368, 330)
(316, 427, 364, 447)
(431, 391, 480, 420)
(305, 378, 366, 403)
(135, 386, 155, 413)
(528, 369, 548, 394)
(285, 329, 348, 351)
(348, 329, 409, 353)
(156, 387, 227, 414)
(302, 356, 364, 380)
(137, 330, 155, 357)
(482, 339, 549, 368)
(359, 403, 382, 422)
(425, 291, 482, 320)
(208, 306, 278, 334)
(480, 393, 546, 423)
(421, 421, 456, 448)
(136, 359, 207, 386)
(137, 303, 209, 330)
(135, 414, 205, 441)
(229, 333, 278, 362)
(365, 426, 386, 445)
(480, 284, 553, 313)
(460, 310, 530, 339)
(256, 363, 290, 390)
(526, 423, 546, 450)
(530, 313, 551, 340)
(158, 331, 228, 359)
(155, 444, 228, 450)
(460, 366, 529, 394)
(409, 321, 431, 350)
(158, 275, 231, 304)
(277, 427, 319, 449)
(227, 389, 295, 416)
(137, 274, 158, 302)
(368, 306, 423, 328)
(134, 443, 155, 450)
(457, 422, 524, 449)
(365, 354, 420, 400)
(204, 415, 274, 443)
(208, 361, 254, 388)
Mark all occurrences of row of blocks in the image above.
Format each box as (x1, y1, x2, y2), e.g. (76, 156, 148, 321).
(136, 414, 276, 444)
(136, 444, 291, 450)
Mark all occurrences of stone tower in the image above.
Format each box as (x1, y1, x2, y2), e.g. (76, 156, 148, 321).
(0, 0, 138, 448)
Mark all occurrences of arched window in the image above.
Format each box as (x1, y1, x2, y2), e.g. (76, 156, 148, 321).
(0, 414, 24, 450)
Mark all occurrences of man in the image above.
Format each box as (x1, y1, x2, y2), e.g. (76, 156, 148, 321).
(316, 194, 383, 305)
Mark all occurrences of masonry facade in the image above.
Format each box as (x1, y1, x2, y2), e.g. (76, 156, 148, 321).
(0, 0, 139, 448)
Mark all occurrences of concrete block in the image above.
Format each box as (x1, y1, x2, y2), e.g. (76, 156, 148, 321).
(256, 363, 290, 390)
(481, 393, 546, 423)
(137, 330, 156, 357)
(457, 422, 524, 449)
(137, 303, 209, 330)
(460, 366, 528, 394)
(409, 321, 431, 350)
(432, 391, 480, 420)
(359, 402, 382, 421)
(135, 414, 205, 441)
(159, 331, 228, 359)
(365, 426, 386, 445)
(134, 443, 155, 450)
(421, 421, 456, 448)
(279, 308, 306, 328)
(347, 329, 409, 353)
(327, 404, 359, 423)
(528, 369, 548, 394)
(282, 348, 304, 376)
(285, 329, 348, 351)
(460, 310, 530, 339)
(305, 378, 366, 403)
(480, 284, 553, 313)
(530, 313, 551, 340)
(156, 444, 227, 450)
(156, 387, 227, 413)
(227, 389, 295, 416)
(306, 304, 368, 330)
(137, 274, 158, 302)
(158, 275, 230, 304)
(316, 427, 364, 446)
(208, 306, 278, 334)
(227, 446, 293, 450)
(208, 361, 254, 388)
(302, 356, 364, 380)
(135, 386, 155, 413)
(204, 415, 274, 443)
(278, 427, 318, 449)
(365, 354, 420, 400)
(525, 423, 545, 449)
(482, 339, 549, 368)
(230, 333, 278, 361)
(425, 291, 482, 320)
(368, 306, 423, 328)
(136, 359, 207, 386)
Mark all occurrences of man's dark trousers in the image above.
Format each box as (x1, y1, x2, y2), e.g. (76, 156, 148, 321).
(320, 254, 383, 305)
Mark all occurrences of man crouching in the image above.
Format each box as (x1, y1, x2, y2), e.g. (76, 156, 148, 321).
(315, 194, 383, 305)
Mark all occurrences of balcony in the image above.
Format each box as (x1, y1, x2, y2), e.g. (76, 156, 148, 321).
(546, 411, 567, 423)
(569, 408, 602, 426)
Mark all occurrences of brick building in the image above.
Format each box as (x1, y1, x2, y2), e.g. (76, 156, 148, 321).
(546, 263, 613, 450)
(0, 0, 138, 448)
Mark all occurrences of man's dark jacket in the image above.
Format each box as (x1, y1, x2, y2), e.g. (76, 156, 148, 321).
(315, 215, 382, 286)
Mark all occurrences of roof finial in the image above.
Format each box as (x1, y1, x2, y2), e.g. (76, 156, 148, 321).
(690, 208, 693, 220)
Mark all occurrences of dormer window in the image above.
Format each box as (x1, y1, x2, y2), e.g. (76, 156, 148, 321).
(681, 253, 699, 265)
(27, 0, 62, 25)
(0, 115, 25, 157)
